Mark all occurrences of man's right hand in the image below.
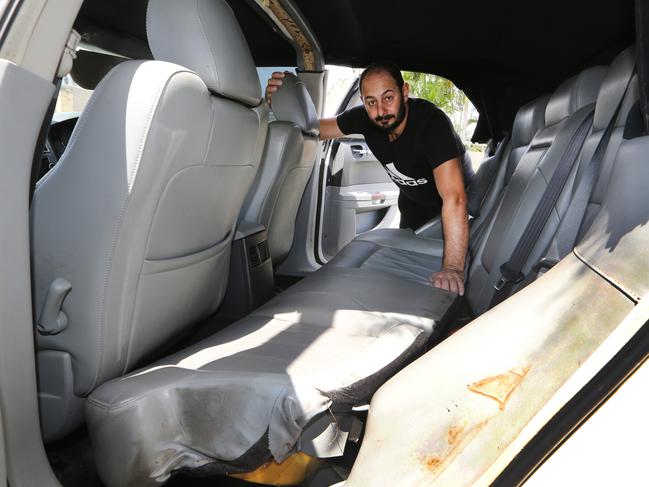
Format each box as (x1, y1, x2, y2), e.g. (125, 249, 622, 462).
(265, 71, 344, 141)
(265, 71, 286, 106)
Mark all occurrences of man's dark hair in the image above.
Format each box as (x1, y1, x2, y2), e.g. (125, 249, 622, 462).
(359, 61, 404, 92)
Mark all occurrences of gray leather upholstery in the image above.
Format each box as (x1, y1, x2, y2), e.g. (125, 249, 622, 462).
(87, 266, 454, 487)
(327, 229, 445, 285)
(344, 49, 642, 487)
(466, 66, 607, 314)
(511, 95, 551, 149)
(545, 67, 606, 126)
(240, 73, 320, 264)
(31, 0, 266, 441)
(271, 73, 319, 135)
(466, 94, 552, 257)
(147, 0, 261, 106)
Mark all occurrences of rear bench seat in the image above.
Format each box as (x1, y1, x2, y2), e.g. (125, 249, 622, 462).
(343, 47, 641, 487)
(85, 48, 633, 487)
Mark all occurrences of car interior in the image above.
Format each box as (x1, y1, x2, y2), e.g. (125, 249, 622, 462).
(0, 0, 647, 486)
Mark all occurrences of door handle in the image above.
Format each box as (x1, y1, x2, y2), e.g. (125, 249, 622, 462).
(350, 144, 369, 159)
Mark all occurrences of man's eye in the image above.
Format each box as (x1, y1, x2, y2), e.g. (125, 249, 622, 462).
(367, 100, 376, 106)
(384, 96, 393, 102)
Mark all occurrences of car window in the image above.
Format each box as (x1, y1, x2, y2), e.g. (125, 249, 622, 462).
(327, 66, 486, 169)
(404, 71, 485, 168)
(324, 65, 362, 117)
(256, 66, 296, 93)
(54, 75, 92, 115)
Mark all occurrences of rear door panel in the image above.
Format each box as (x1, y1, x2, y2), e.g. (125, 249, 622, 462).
(320, 90, 400, 260)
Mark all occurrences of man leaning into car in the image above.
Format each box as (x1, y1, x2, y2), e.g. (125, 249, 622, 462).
(266, 62, 470, 295)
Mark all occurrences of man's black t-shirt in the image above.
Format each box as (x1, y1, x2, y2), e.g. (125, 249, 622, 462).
(337, 98, 471, 225)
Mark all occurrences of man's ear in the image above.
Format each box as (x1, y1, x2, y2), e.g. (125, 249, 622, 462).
(402, 82, 410, 101)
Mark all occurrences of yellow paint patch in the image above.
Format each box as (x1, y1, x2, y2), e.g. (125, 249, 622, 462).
(468, 366, 530, 410)
(229, 452, 320, 486)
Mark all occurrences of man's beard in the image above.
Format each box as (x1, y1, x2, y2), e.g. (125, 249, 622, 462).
(373, 95, 407, 133)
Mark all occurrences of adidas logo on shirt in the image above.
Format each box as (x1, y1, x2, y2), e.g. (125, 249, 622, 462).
(385, 163, 428, 186)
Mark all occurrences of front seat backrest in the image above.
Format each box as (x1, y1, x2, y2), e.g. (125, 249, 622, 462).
(240, 72, 320, 265)
(31, 0, 266, 441)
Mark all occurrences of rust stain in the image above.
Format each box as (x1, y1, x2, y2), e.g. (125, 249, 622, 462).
(416, 419, 490, 481)
(468, 365, 530, 410)
(424, 456, 442, 471)
(447, 425, 464, 445)
(263, 0, 316, 70)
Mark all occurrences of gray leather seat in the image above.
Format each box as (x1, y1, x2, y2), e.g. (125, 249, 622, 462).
(31, 0, 266, 441)
(240, 72, 320, 265)
(343, 48, 640, 487)
(87, 264, 454, 486)
(467, 93, 552, 249)
(464, 64, 610, 314)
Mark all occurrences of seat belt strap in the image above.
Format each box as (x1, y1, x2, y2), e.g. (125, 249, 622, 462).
(553, 68, 636, 258)
(490, 109, 594, 308)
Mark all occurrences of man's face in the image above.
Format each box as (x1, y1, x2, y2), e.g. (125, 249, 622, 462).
(361, 70, 409, 133)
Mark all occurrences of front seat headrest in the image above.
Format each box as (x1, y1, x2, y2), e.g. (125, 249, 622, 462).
(146, 0, 262, 107)
(272, 72, 320, 136)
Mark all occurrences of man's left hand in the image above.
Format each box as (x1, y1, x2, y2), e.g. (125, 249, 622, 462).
(429, 267, 465, 295)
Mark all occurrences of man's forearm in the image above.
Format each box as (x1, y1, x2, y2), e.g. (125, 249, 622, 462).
(440, 198, 469, 271)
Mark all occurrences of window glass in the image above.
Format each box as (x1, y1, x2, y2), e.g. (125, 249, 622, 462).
(324, 66, 486, 169)
(323, 65, 361, 117)
(54, 75, 93, 115)
(403, 72, 484, 168)
(256, 66, 296, 94)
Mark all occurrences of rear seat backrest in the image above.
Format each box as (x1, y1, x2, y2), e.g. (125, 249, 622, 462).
(469, 94, 551, 255)
(571, 47, 639, 239)
(507, 95, 553, 183)
(240, 73, 320, 265)
(466, 66, 607, 315)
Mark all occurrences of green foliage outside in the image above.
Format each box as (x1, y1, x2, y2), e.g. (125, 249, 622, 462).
(402, 71, 478, 146)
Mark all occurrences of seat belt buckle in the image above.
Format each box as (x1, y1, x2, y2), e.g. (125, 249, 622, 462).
(494, 263, 525, 291)
(532, 257, 559, 274)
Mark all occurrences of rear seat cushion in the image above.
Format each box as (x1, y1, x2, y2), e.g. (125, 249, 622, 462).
(327, 229, 445, 284)
(87, 266, 456, 487)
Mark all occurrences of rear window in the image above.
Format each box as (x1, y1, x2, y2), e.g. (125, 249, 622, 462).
(325, 66, 485, 169)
